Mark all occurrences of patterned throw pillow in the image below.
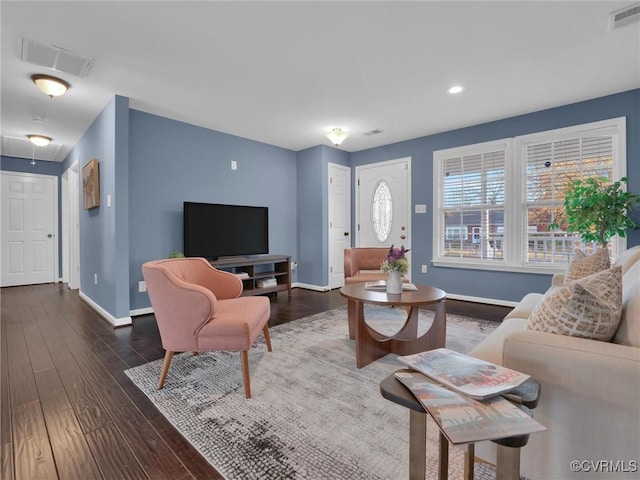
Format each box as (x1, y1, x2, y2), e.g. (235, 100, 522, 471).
(564, 248, 610, 282)
(527, 266, 623, 341)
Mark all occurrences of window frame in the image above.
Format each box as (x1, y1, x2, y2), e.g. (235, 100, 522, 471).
(433, 117, 627, 274)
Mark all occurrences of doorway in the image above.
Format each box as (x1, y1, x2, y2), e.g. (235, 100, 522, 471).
(1, 171, 58, 286)
(62, 162, 80, 289)
(355, 157, 411, 278)
(328, 163, 351, 289)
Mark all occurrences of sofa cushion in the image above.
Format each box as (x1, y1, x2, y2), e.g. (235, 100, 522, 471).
(613, 244, 640, 275)
(526, 266, 623, 341)
(612, 260, 640, 347)
(564, 248, 610, 282)
(468, 317, 528, 365)
(504, 293, 544, 320)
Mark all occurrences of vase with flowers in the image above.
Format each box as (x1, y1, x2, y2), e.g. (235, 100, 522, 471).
(380, 244, 410, 294)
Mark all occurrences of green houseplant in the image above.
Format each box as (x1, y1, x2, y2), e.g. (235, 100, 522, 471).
(550, 176, 640, 247)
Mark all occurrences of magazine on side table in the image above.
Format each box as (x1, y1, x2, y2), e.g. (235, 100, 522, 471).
(397, 348, 530, 400)
(394, 371, 546, 445)
(364, 280, 418, 291)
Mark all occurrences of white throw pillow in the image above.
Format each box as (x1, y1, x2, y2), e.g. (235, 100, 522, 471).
(564, 248, 610, 283)
(527, 266, 622, 341)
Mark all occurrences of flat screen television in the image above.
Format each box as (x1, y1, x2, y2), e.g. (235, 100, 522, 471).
(183, 202, 269, 260)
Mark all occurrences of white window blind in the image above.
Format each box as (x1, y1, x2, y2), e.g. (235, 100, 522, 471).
(438, 146, 506, 261)
(525, 135, 614, 264)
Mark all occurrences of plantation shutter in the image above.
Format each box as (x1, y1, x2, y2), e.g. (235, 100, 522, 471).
(525, 134, 614, 263)
(439, 148, 506, 260)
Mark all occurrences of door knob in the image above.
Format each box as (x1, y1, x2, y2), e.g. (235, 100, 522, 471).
(400, 235, 406, 240)
(344, 232, 350, 236)
(47, 234, 53, 238)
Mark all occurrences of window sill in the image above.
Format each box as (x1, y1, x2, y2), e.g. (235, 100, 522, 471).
(431, 260, 564, 275)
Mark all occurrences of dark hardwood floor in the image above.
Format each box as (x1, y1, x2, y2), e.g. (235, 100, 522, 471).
(0, 283, 511, 480)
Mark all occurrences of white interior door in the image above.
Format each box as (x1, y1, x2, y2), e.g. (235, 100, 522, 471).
(1, 172, 57, 286)
(356, 157, 411, 277)
(62, 163, 80, 289)
(328, 163, 351, 289)
(68, 165, 80, 290)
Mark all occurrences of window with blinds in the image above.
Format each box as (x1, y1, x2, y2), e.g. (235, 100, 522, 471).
(525, 135, 614, 264)
(435, 141, 507, 262)
(433, 117, 626, 272)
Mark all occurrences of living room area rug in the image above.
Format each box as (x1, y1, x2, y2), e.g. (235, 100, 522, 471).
(125, 306, 498, 479)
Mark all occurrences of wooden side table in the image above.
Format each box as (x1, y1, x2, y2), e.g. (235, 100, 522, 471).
(380, 369, 540, 480)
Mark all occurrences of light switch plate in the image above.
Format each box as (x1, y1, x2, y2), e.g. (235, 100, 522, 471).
(415, 204, 427, 213)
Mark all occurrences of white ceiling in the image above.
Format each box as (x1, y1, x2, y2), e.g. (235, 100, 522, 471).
(1, 1, 639, 162)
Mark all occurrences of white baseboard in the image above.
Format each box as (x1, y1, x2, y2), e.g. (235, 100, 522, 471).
(292, 282, 332, 292)
(130, 306, 154, 317)
(126, 289, 515, 319)
(79, 290, 132, 327)
(446, 293, 518, 308)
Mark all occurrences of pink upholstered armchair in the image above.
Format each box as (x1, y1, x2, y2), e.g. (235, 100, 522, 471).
(142, 257, 272, 398)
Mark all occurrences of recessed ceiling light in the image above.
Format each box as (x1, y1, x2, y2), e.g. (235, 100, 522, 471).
(448, 85, 464, 94)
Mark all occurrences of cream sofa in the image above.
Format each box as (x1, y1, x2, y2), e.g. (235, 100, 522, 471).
(470, 246, 640, 480)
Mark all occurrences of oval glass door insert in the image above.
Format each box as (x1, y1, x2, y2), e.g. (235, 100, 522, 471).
(372, 181, 392, 242)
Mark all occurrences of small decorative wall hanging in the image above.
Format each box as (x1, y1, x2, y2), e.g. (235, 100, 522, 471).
(82, 159, 100, 209)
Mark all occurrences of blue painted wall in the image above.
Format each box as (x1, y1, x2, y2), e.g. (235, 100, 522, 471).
(351, 89, 640, 302)
(1, 156, 62, 176)
(128, 110, 298, 310)
(61, 96, 131, 320)
(3, 89, 637, 314)
(296, 145, 350, 286)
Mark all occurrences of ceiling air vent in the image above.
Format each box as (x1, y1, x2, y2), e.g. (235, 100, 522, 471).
(609, 3, 640, 30)
(363, 129, 383, 136)
(20, 37, 93, 77)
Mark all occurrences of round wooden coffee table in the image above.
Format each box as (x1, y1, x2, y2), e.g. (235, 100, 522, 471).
(339, 283, 446, 368)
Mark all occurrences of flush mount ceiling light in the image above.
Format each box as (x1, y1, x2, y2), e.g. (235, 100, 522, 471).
(448, 85, 464, 94)
(31, 74, 71, 98)
(27, 134, 52, 147)
(326, 127, 349, 147)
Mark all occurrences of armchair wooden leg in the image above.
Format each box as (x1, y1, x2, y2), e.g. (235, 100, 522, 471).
(240, 350, 251, 398)
(263, 324, 272, 352)
(157, 351, 174, 390)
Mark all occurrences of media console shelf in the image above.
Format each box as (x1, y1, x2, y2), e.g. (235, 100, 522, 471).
(209, 255, 291, 297)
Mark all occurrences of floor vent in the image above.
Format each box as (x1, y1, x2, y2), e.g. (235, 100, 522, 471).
(363, 129, 383, 136)
(20, 37, 93, 77)
(609, 3, 640, 30)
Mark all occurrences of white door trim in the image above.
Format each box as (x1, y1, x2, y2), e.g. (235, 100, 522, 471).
(1, 171, 59, 286)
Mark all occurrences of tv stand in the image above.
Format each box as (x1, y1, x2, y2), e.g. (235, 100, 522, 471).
(210, 255, 291, 297)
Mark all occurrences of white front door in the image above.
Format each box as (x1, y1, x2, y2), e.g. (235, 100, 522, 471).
(328, 163, 351, 289)
(356, 157, 411, 277)
(1, 172, 57, 286)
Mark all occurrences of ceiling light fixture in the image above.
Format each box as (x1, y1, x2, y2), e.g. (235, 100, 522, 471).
(448, 85, 464, 94)
(27, 134, 52, 147)
(31, 74, 71, 98)
(326, 127, 349, 147)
